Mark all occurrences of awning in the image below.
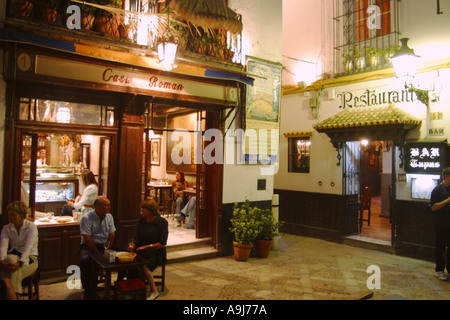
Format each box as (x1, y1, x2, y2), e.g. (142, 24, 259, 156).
(0, 28, 75, 52)
(283, 131, 313, 138)
(167, 0, 243, 34)
(313, 104, 422, 146)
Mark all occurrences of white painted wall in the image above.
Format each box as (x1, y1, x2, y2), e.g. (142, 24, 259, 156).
(223, 0, 282, 204)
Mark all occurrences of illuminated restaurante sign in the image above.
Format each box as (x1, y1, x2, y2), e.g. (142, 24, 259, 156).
(404, 141, 447, 174)
(338, 88, 417, 109)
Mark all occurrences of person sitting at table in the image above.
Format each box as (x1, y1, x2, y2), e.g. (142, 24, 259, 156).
(179, 196, 196, 229)
(61, 171, 98, 217)
(0, 201, 39, 300)
(129, 199, 168, 300)
(172, 171, 189, 216)
(79, 196, 116, 300)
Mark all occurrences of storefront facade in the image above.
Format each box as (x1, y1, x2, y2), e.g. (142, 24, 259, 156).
(277, 0, 450, 262)
(0, 0, 283, 278)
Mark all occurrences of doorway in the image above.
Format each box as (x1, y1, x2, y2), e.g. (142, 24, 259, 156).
(344, 140, 393, 243)
(143, 104, 222, 248)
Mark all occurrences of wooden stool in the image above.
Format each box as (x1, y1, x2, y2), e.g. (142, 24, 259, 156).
(114, 278, 147, 300)
(20, 268, 40, 300)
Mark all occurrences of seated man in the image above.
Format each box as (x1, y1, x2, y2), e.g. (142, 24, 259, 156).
(79, 196, 116, 299)
(179, 196, 196, 229)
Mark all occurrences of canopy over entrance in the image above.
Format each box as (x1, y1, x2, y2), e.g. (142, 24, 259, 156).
(313, 104, 422, 147)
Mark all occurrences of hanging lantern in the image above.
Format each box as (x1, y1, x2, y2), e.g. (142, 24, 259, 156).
(391, 38, 420, 79)
(157, 11, 178, 71)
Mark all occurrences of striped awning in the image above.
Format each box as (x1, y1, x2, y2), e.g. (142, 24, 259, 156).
(167, 0, 243, 34)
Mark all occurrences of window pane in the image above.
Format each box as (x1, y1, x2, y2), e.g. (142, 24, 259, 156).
(18, 98, 116, 126)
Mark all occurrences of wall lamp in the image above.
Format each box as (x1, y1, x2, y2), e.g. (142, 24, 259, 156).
(391, 38, 435, 107)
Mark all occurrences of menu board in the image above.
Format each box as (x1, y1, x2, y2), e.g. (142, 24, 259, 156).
(244, 56, 282, 164)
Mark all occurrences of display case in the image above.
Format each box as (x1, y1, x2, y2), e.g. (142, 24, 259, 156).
(23, 166, 79, 214)
(24, 165, 76, 179)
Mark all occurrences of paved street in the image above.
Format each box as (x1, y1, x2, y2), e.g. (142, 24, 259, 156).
(39, 233, 449, 301)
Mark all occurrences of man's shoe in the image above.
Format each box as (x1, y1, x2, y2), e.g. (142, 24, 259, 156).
(184, 224, 194, 229)
(435, 271, 448, 281)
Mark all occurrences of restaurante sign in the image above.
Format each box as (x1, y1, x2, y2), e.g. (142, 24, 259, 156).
(338, 88, 417, 109)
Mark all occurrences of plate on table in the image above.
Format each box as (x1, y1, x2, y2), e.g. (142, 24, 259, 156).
(54, 217, 72, 223)
(116, 252, 136, 263)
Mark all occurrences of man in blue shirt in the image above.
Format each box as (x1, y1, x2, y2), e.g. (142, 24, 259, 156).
(79, 196, 116, 299)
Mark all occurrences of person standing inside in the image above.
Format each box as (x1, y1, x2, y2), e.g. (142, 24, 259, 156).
(430, 167, 450, 281)
(0, 201, 39, 300)
(79, 196, 116, 299)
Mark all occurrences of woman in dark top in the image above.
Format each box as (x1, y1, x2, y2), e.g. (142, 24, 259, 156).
(131, 199, 168, 300)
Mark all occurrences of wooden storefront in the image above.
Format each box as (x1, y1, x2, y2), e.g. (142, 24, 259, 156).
(1, 43, 243, 279)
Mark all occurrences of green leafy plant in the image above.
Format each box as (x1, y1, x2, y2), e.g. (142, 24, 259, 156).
(229, 200, 263, 245)
(255, 207, 284, 241)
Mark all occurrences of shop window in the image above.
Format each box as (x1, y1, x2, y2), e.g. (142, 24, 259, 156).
(18, 98, 116, 127)
(288, 138, 311, 173)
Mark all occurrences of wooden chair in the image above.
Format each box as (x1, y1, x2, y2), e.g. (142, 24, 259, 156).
(20, 267, 40, 300)
(153, 263, 166, 292)
(359, 186, 372, 232)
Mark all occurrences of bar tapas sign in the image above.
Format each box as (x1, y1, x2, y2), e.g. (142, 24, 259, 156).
(404, 141, 448, 174)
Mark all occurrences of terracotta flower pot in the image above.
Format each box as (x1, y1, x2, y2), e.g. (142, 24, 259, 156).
(96, 16, 120, 37)
(41, 8, 58, 24)
(233, 242, 253, 261)
(82, 13, 95, 30)
(254, 239, 273, 258)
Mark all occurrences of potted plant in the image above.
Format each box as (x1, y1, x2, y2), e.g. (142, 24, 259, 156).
(342, 46, 355, 72)
(229, 200, 263, 261)
(40, 0, 60, 24)
(353, 47, 365, 70)
(254, 208, 284, 258)
(95, 0, 122, 36)
(80, 1, 98, 30)
(366, 47, 381, 68)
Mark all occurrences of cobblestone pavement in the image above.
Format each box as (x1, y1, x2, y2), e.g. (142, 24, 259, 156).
(39, 233, 449, 301)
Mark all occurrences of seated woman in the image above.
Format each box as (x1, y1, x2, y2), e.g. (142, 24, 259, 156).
(61, 171, 98, 216)
(172, 171, 189, 220)
(130, 199, 168, 300)
(0, 201, 39, 300)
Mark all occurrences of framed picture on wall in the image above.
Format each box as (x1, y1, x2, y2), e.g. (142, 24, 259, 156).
(150, 138, 161, 166)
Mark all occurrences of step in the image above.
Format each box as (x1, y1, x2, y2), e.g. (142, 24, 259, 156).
(166, 237, 212, 252)
(343, 235, 395, 254)
(167, 246, 218, 263)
